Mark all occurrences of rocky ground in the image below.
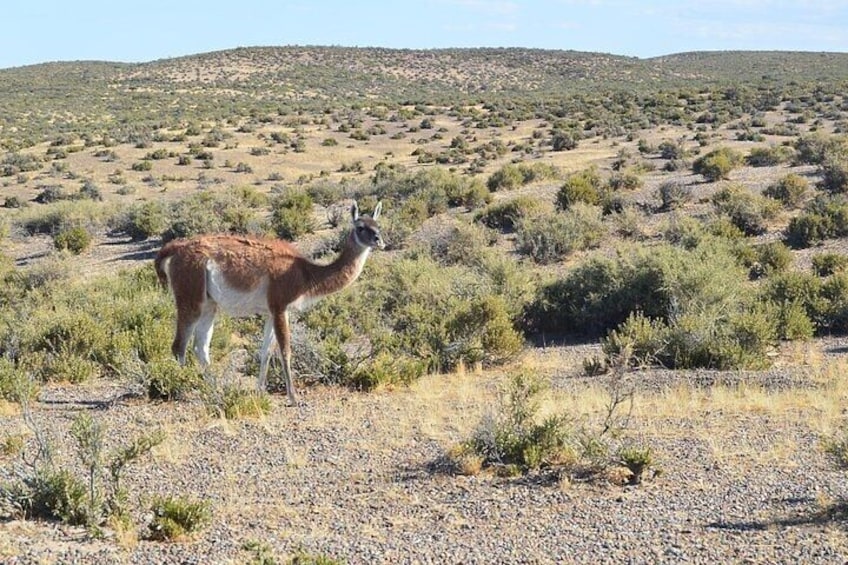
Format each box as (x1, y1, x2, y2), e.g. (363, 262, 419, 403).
(2, 339, 848, 564)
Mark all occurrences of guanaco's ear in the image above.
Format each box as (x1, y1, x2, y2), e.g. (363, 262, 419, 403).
(372, 201, 382, 220)
(351, 201, 360, 222)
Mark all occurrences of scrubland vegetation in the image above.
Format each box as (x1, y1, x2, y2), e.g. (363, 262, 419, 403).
(2, 47, 848, 561)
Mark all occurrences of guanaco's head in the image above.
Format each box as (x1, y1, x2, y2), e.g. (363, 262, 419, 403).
(351, 201, 385, 250)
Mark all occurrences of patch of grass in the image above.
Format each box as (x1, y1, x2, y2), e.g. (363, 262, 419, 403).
(207, 386, 272, 420)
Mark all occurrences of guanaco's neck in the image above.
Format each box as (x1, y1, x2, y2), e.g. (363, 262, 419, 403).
(304, 232, 372, 299)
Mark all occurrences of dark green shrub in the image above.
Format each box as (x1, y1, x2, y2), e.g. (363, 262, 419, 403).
(516, 205, 605, 264)
(812, 253, 848, 276)
(117, 200, 170, 241)
(462, 370, 574, 472)
(819, 273, 848, 333)
(525, 239, 750, 338)
(745, 145, 794, 166)
(693, 147, 743, 181)
(131, 160, 153, 172)
(711, 184, 780, 236)
(657, 180, 692, 211)
(785, 213, 832, 248)
(658, 139, 686, 160)
(552, 130, 579, 151)
(820, 152, 848, 194)
(556, 167, 604, 210)
(148, 496, 211, 541)
(785, 195, 848, 248)
(487, 164, 523, 191)
(607, 171, 642, 191)
(793, 134, 839, 165)
(764, 173, 809, 208)
(145, 359, 204, 401)
(750, 241, 793, 277)
(53, 225, 92, 254)
(475, 196, 548, 232)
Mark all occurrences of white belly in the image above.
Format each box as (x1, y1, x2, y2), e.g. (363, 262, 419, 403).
(205, 262, 270, 317)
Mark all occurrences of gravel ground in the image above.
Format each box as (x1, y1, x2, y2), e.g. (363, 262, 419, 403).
(2, 347, 848, 565)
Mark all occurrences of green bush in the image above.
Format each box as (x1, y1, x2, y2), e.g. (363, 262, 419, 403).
(162, 187, 262, 241)
(812, 253, 848, 277)
(556, 167, 604, 210)
(785, 195, 848, 248)
(750, 241, 793, 277)
(116, 200, 170, 241)
(487, 164, 524, 191)
(656, 180, 692, 211)
(525, 239, 750, 339)
(820, 152, 848, 194)
(693, 147, 743, 182)
(474, 196, 548, 232)
(764, 173, 809, 208)
(53, 225, 92, 254)
(302, 253, 527, 386)
(745, 145, 794, 167)
(148, 496, 211, 541)
(516, 205, 606, 264)
(460, 370, 575, 473)
(711, 184, 780, 236)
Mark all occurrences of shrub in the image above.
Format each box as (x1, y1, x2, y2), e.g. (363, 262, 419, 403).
(116, 200, 170, 241)
(524, 239, 750, 339)
(658, 139, 686, 160)
(711, 184, 780, 236)
(131, 160, 153, 172)
(764, 173, 809, 208)
(785, 195, 848, 248)
(656, 180, 692, 211)
(516, 205, 606, 264)
(487, 164, 523, 191)
(163, 190, 262, 242)
(459, 370, 575, 473)
(693, 147, 743, 181)
(53, 225, 92, 254)
(144, 358, 204, 401)
(793, 134, 839, 165)
(148, 496, 211, 541)
(812, 253, 848, 277)
(302, 254, 527, 384)
(474, 196, 548, 232)
(745, 145, 794, 167)
(607, 171, 642, 191)
(820, 152, 848, 194)
(551, 130, 578, 151)
(556, 167, 604, 210)
(1, 412, 163, 529)
(750, 241, 793, 277)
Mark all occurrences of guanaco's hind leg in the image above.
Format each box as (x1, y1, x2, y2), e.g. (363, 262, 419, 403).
(257, 317, 276, 392)
(272, 309, 297, 406)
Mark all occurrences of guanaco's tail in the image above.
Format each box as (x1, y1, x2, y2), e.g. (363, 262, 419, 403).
(153, 241, 177, 289)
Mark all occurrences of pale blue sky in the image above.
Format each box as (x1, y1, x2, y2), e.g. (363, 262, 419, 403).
(3, 0, 846, 69)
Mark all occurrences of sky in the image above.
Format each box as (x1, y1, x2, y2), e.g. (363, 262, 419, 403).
(2, 0, 846, 69)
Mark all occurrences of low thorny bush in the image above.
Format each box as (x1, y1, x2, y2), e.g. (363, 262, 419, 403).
(449, 368, 655, 483)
